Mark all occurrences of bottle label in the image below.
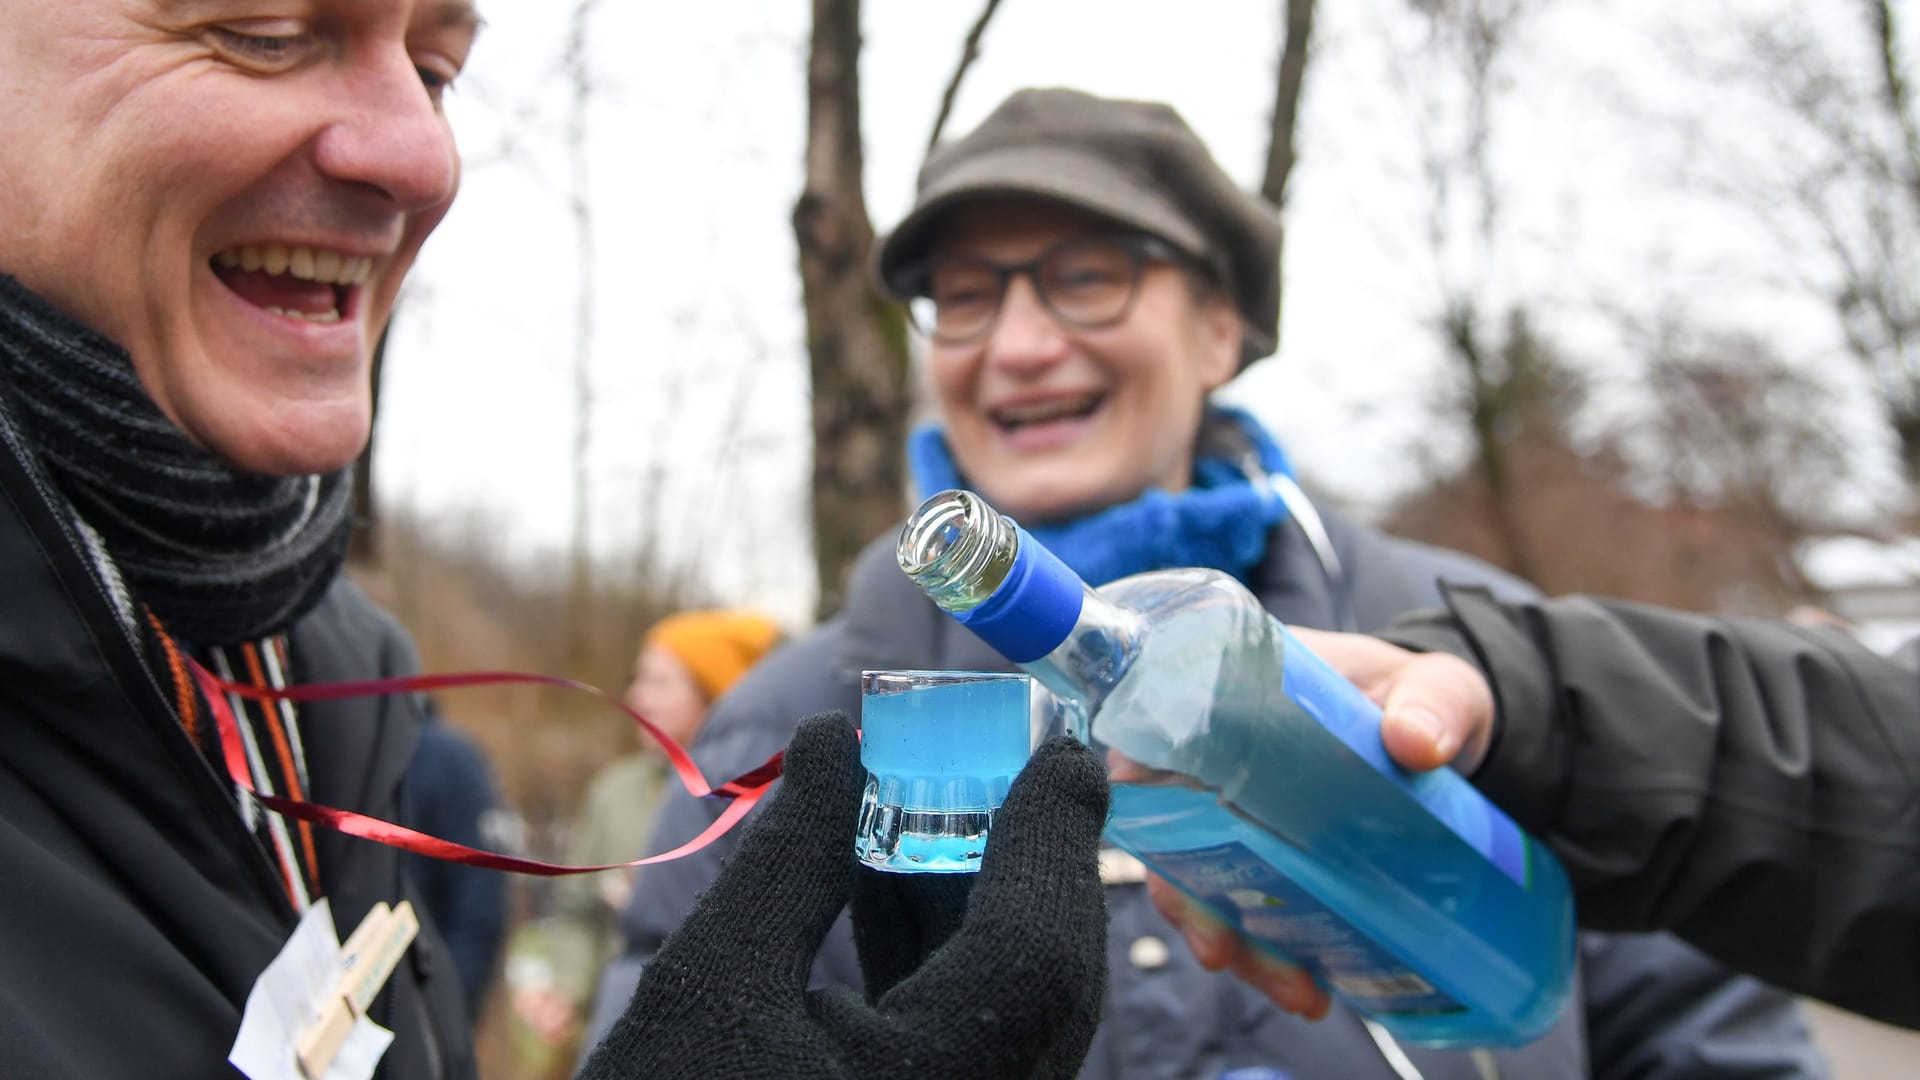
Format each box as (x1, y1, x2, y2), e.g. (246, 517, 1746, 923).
(1280, 628, 1530, 889)
(1148, 840, 1467, 1016)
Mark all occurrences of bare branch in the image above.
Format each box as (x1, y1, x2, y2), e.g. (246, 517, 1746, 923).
(1261, 0, 1317, 208)
(564, 0, 599, 669)
(1865, 0, 1920, 218)
(1254, 0, 1319, 359)
(928, 0, 1007, 153)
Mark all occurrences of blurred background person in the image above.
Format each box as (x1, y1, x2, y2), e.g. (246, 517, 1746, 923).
(509, 609, 783, 1057)
(402, 694, 516, 1021)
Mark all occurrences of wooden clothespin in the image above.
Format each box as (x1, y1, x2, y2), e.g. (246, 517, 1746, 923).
(294, 900, 419, 1080)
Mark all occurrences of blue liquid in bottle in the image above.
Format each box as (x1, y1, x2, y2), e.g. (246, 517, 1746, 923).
(898, 490, 1576, 1047)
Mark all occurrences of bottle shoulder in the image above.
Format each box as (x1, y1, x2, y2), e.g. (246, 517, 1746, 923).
(1098, 566, 1267, 619)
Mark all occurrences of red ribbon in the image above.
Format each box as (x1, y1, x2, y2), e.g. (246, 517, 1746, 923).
(185, 660, 784, 875)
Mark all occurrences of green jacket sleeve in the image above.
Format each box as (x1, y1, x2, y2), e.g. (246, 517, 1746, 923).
(545, 756, 670, 1007)
(1388, 585, 1920, 1030)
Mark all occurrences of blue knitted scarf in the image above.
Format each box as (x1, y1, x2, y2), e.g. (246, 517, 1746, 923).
(906, 406, 1296, 587)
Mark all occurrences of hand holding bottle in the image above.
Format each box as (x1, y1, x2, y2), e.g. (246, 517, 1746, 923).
(1290, 627, 1498, 774)
(1129, 625, 1504, 1019)
(902, 489, 1575, 1047)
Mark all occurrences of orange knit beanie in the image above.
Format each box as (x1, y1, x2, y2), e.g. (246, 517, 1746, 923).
(643, 610, 783, 701)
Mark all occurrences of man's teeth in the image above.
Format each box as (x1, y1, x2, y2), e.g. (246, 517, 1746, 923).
(262, 306, 343, 324)
(214, 245, 373, 286)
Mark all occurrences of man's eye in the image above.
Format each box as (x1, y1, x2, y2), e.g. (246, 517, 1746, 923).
(414, 48, 465, 103)
(210, 25, 309, 68)
(417, 65, 456, 100)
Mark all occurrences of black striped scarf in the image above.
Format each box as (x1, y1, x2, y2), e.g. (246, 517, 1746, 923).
(0, 274, 352, 645)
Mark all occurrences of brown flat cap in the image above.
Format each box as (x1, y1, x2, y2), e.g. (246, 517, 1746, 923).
(876, 87, 1282, 366)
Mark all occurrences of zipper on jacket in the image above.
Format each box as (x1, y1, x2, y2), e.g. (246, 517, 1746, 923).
(3, 442, 297, 918)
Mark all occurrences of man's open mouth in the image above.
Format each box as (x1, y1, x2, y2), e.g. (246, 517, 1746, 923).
(990, 392, 1105, 433)
(210, 245, 373, 324)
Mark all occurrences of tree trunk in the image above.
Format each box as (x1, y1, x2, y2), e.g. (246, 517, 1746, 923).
(564, 0, 600, 669)
(1444, 300, 1534, 581)
(1866, 0, 1920, 220)
(1261, 0, 1316, 209)
(1258, 0, 1316, 357)
(795, 0, 912, 617)
(1864, 0, 1920, 480)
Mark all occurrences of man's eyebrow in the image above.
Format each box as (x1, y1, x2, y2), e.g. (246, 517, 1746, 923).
(435, 0, 486, 34)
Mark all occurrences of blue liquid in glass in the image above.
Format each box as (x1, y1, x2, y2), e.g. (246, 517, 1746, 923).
(855, 672, 1032, 873)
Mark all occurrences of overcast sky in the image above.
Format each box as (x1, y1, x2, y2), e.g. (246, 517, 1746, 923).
(377, 0, 1916, 626)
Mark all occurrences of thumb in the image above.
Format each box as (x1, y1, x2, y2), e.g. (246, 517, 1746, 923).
(642, 711, 865, 993)
(1377, 651, 1496, 774)
(1289, 627, 1497, 775)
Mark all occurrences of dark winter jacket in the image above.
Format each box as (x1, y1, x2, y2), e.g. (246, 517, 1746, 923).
(1392, 586, 1920, 1030)
(596, 505, 1830, 1079)
(0, 424, 476, 1077)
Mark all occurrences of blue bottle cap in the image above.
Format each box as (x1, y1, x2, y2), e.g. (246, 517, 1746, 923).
(953, 522, 1085, 663)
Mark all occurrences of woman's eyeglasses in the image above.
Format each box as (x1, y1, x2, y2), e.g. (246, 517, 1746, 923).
(902, 234, 1186, 345)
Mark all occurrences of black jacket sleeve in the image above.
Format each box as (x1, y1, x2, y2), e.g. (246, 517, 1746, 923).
(1388, 586, 1920, 1029)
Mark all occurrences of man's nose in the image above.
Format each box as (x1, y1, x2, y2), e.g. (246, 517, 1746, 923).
(982, 274, 1070, 373)
(311, 52, 460, 214)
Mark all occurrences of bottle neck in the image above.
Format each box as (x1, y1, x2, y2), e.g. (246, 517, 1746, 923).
(899, 487, 1148, 725)
(1024, 584, 1146, 721)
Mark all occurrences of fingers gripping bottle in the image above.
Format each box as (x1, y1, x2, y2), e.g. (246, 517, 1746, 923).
(897, 489, 1575, 1048)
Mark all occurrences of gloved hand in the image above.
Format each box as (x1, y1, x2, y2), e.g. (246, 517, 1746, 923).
(578, 711, 1110, 1080)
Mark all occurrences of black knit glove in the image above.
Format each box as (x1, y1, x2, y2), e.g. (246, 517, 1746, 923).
(578, 711, 1110, 1079)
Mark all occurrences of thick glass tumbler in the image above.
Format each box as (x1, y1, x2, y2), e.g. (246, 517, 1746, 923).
(853, 670, 1033, 873)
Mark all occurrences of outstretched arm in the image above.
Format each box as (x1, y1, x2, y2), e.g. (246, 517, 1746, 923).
(1155, 586, 1920, 1030)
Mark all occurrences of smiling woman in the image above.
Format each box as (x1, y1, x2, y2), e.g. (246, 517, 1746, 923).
(903, 197, 1242, 525)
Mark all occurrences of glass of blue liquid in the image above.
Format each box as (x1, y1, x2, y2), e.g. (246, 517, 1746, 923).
(853, 670, 1034, 873)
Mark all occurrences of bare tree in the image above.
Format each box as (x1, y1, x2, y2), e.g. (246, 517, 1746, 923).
(1257, 0, 1317, 356)
(564, 0, 604, 666)
(1863, 0, 1920, 476)
(928, 0, 1008, 152)
(1866, 0, 1920, 218)
(1392, 0, 1545, 578)
(1659, 5, 1920, 483)
(794, 0, 913, 616)
(1261, 0, 1317, 209)
(1640, 324, 1853, 596)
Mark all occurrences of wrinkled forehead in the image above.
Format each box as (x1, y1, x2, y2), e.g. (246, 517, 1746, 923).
(132, 0, 484, 32)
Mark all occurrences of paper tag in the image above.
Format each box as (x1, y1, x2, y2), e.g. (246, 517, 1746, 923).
(230, 899, 396, 1080)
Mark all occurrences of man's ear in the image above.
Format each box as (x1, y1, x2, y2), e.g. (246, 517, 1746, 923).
(1195, 294, 1243, 391)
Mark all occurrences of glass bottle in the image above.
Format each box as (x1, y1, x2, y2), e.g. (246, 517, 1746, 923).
(897, 489, 1575, 1047)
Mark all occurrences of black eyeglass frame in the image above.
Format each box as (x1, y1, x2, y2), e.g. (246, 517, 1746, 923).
(896, 233, 1194, 345)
